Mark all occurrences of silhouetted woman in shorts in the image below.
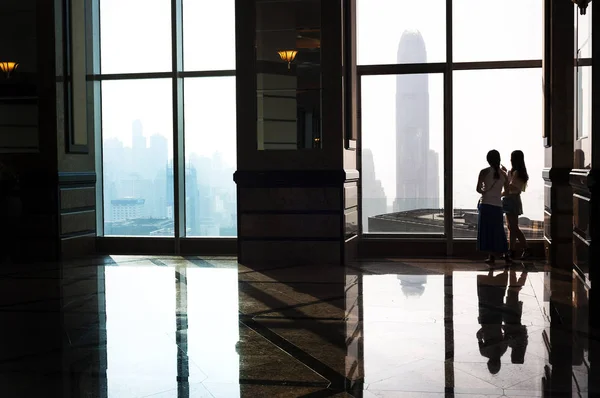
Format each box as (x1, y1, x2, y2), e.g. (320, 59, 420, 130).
(502, 150, 531, 259)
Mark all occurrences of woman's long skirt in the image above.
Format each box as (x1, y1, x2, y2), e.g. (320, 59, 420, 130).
(477, 203, 508, 253)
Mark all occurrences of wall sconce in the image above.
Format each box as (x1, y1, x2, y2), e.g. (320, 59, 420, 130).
(0, 62, 19, 79)
(277, 50, 298, 69)
(572, 0, 592, 14)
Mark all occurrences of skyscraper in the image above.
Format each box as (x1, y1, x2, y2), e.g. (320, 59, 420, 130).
(394, 30, 440, 212)
(361, 148, 387, 231)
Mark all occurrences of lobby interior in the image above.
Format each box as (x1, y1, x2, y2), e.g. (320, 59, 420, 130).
(0, 0, 598, 397)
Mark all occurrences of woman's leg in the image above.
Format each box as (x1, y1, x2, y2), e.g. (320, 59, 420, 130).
(506, 213, 519, 252)
(515, 225, 527, 249)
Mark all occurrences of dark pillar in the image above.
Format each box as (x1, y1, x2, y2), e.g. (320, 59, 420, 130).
(234, 0, 359, 267)
(0, 0, 97, 263)
(588, 1, 600, 395)
(234, 1, 363, 394)
(542, 0, 574, 394)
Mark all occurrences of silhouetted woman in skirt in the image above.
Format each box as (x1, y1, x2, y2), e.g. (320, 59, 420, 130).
(476, 150, 510, 264)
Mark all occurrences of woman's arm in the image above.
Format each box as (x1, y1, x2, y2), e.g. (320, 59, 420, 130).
(501, 170, 510, 195)
(476, 169, 485, 194)
(507, 171, 523, 193)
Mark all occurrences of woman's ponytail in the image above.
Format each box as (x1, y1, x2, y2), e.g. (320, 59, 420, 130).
(486, 150, 501, 180)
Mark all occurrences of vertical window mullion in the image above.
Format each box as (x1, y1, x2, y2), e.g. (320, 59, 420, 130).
(172, 0, 185, 249)
(90, 0, 104, 236)
(444, 0, 454, 254)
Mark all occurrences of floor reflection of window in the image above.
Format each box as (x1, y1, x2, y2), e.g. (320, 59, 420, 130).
(105, 266, 177, 397)
(186, 267, 240, 396)
(363, 274, 445, 393)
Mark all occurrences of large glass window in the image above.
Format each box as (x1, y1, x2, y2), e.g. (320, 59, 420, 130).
(453, 69, 544, 239)
(184, 77, 237, 237)
(100, 0, 172, 74)
(361, 74, 444, 234)
(358, 0, 546, 242)
(357, 0, 446, 65)
(453, 0, 543, 62)
(98, 1, 236, 239)
(102, 79, 174, 237)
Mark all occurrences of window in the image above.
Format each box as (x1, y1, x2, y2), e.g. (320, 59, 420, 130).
(357, 0, 446, 65)
(361, 74, 444, 234)
(100, 0, 172, 73)
(183, 0, 236, 71)
(453, 0, 543, 62)
(355, 0, 546, 243)
(97, 1, 236, 239)
(575, 67, 592, 168)
(102, 79, 174, 237)
(184, 77, 237, 237)
(453, 69, 544, 240)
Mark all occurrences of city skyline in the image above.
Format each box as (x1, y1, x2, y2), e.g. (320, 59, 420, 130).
(103, 120, 236, 237)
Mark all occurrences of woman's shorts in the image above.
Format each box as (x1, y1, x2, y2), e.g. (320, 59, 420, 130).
(502, 194, 523, 216)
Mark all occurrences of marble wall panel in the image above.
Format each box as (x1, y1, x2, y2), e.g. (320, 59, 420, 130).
(240, 214, 341, 238)
(239, 187, 341, 212)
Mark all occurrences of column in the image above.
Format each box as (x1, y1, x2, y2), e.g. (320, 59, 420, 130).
(588, 1, 600, 394)
(542, 0, 574, 393)
(234, 0, 359, 266)
(0, 0, 97, 263)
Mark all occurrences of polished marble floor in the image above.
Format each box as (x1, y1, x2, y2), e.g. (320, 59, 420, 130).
(0, 256, 592, 397)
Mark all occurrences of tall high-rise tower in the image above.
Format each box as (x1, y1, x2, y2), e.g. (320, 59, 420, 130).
(394, 30, 440, 212)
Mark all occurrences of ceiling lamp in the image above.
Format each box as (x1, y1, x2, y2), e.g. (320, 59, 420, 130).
(0, 62, 19, 79)
(277, 50, 298, 69)
(572, 0, 592, 14)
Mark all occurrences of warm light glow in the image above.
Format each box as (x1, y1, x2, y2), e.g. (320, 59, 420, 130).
(277, 50, 298, 69)
(0, 61, 19, 78)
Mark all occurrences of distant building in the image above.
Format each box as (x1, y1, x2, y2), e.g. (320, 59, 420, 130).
(105, 218, 173, 236)
(111, 198, 145, 222)
(368, 208, 544, 239)
(361, 148, 387, 232)
(166, 163, 201, 234)
(394, 30, 440, 212)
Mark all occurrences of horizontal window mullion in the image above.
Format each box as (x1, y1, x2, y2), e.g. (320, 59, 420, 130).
(358, 63, 446, 76)
(452, 59, 542, 70)
(87, 72, 174, 81)
(358, 59, 546, 76)
(179, 70, 236, 78)
(88, 69, 236, 81)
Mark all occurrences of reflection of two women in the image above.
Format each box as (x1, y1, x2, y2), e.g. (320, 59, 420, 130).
(476, 268, 528, 374)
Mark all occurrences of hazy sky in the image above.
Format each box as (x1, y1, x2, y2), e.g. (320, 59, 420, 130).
(97, 0, 592, 223)
(100, 0, 237, 168)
